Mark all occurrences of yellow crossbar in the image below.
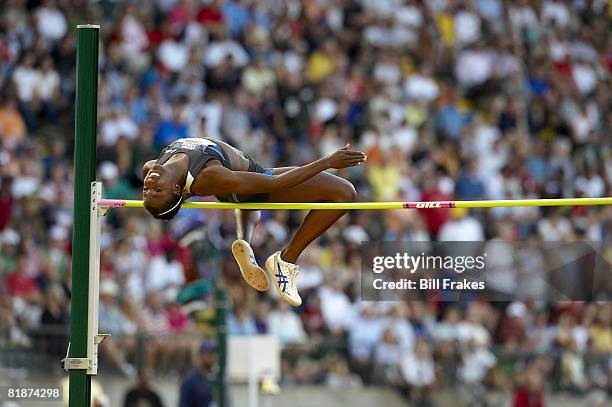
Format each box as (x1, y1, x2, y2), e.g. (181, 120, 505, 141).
(99, 197, 612, 210)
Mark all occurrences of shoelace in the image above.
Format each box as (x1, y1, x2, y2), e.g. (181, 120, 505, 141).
(288, 265, 300, 293)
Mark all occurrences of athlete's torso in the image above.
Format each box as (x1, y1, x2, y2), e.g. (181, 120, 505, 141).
(156, 138, 263, 203)
(156, 138, 228, 193)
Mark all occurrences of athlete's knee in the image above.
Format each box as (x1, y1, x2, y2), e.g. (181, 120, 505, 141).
(333, 180, 357, 203)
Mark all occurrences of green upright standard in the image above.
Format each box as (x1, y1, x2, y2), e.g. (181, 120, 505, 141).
(68, 24, 99, 407)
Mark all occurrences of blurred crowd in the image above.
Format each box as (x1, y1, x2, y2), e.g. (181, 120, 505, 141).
(0, 0, 611, 404)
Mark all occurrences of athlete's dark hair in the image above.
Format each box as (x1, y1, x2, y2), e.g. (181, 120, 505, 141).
(144, 193, 183, 221)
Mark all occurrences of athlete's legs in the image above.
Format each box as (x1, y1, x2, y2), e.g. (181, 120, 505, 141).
(267, 168, 357, 263)
(232, 209, 269, 291)
(235, 209, 260, 241)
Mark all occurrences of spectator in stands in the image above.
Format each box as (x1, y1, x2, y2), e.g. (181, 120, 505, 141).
(179, 339, 217, 407)
(498, 302, 529, 350)
(98, 279, 137, 378)
(589, 308, 612, 354)
(433, 306, 462, 344)
(268, 300, 306, 347)
(325, 357, 363, 389)
(372, 328, 403, 385)
(123, 371, 164, 407)
(154, 107, 190, 149)
(5, 256, 41, 303)
(318, 277, 353, 334)
(458, 337, 498, 405)
(513, 363, 545, 407)
(40, 284, 68, 356)
(227, 304, 257, 336)
(142, 291, 177, 373)
(146, 248, 186, 294)
(348, 304, 385, 384)
(0, 98, 26, 150)
(35, 0, 67, 42)
(0, 178, 15, 231)
(400, 338, 435, 406)
(437, 207, 484, 241)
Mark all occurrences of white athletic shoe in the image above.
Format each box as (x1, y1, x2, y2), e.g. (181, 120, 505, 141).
(232, 239, 270, 292)
(264, 251, 302, 307)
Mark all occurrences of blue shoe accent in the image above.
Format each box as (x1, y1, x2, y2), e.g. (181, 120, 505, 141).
(275, 260, 288, 293)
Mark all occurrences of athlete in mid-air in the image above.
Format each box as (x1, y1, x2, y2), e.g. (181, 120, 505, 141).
(142, 137, 366, 307)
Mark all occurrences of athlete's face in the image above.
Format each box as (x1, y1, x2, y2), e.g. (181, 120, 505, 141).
(143, 164, 177, 209)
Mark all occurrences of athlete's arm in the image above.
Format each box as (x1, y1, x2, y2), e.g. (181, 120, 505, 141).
(142, 160, 156, 179)
(193, 144, 366, 196)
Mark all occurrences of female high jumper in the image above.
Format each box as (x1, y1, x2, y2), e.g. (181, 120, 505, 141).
(142, 137, 366, 307)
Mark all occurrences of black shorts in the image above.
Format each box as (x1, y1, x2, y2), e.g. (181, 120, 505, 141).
(243, 153, 272, 203)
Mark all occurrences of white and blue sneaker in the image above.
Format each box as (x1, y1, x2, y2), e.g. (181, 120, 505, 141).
(232, 239, 270, 292)
(265, 251, 301, 307)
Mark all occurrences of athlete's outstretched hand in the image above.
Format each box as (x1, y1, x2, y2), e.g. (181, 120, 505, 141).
(324, 144, 367, 169)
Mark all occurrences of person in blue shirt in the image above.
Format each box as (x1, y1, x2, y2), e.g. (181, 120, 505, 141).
(153, 108, 189, 149)
(179, 339, 218, 407)
(455, 159, 486, 200)
(222, 0, 251, 37)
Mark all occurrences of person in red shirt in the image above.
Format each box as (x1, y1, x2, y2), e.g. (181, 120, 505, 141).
(5, 256, 41, 303)
(498, 305, 528, 349)
(196, 0, 226, 36)
(418, 170, 453, 239)
(0, 177, 14, 231)
(513, 364, 545, 407)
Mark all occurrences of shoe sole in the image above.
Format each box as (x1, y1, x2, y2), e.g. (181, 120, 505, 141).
(265, 254, 302, 307)
(232, 240, 270, 292)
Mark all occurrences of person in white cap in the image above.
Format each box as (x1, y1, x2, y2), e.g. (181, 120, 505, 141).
(142, 137, 366, 307)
